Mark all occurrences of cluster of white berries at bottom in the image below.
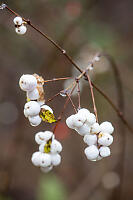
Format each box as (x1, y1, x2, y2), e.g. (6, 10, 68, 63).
(66, 108, 114, 161)
(31, 131, 62, 173)
(13, 16, 27, 35)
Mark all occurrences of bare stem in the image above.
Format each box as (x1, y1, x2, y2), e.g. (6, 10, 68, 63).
(53, 83, 77, 133)
(66, 92, 77, 114)
(44, 77, 72, 83)
(76, 78, 81, 110)
(86, 73, 98, 122)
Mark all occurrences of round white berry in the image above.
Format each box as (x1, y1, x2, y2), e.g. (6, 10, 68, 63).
(24, 101, 40, 117)
(98, 133, 113, 146)
(100, 121, 114, 134)
(78, 108, 90, 117)
(75, 124, 90, 136)
(51, 154, 61, 166)
(66, 115, 76, 129)
(27, 88, 39, 100)
(13, 16, 23, 25)
(31, 151, 42, 167)
(50, 139, 62, 154)
(40, 153, 51, 168)
(39, 142, 47, 153)
(40, 165, 53, 173)
(91, 123, 100, 134)
(72, 114, 84, 128)
(76, 111, 87, 123)
(19, 74, 37, 92)
(41, 105, 53, 114)
(86, 113, 96, 126)
(35, 131, 53, 144)
(84, 145, 99, 160)
(16, 25, 27, 35)
(99, 146, 111, 157)
(28, 115, 42, 126)
(83, 134, 97, 146)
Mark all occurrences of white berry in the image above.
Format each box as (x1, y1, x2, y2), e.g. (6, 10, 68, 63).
(91, 123, 100, 134)
(50, 139, 62, 154)
(86, 113, 96, 126)
(84, 145, 99, 160)
(72, 114, 84, 128)
(100, 121, 114, 134)
(28, 115, 42, 126)
(83, 134, 97, 146)
(51, 154, 61, 166)
(76, 111, 87, 123)
(40, 153, 51, 167)
(13, 16, 23, 25)
(35, 131, 53, 144)
(31, 152, 42, 167)
(98, 133, 113, 146)
(27, 88, 39, 100)
(66, 115, 76, 129)
(16, 25, 27, 35)
(24, 101, 40, 117)
(39, 142, 47, 153)
(99, 146, 111, 157)
(75, 123, 90, 136)
(78, 108, 90, 117)
(19, 74, 37, 92)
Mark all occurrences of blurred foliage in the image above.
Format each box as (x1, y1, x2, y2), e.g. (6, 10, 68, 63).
(38, 174, 67, 200)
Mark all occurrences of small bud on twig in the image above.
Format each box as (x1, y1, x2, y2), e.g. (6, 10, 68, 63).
(0, 3, 7, 10)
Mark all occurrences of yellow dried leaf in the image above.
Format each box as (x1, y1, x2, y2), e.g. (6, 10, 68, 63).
(40, 109, 56, 123)
(44, 140, 52, 153)
(27, 97, 31, 102)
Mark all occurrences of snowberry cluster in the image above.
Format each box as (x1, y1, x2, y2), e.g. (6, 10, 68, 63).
(13, 16, 27, 35)
(24, 101, 53, 126)
(31, 131, 62, 173)
(66, 108, 114, 161)
(19, 74, 55, 126)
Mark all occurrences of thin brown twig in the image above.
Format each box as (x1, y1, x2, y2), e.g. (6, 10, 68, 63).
(76, 78, 81, 110)
(2, 4, 133, 134)
(66, 92, 77, 114)
(53, 83, 77, 133)
(86, 73, 98, 122)
(44, 77, 72, 83)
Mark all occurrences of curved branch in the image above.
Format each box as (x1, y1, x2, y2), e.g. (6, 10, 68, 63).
(2, 4, 133, 134)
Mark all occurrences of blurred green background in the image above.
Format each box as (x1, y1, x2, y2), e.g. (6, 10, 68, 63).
(0, 0, 133, 199)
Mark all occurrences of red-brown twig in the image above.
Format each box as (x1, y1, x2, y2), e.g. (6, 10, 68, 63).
(53, 83, 77, 133)
(66, 92, 77, 114)
(86, 73, 98, 122)
(44, 77, 72, 83)
(76, 78, 81, 110)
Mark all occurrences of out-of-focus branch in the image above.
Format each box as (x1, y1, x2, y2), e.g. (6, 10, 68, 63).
(102, 54, 126, 200)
